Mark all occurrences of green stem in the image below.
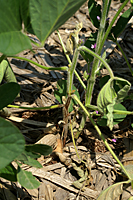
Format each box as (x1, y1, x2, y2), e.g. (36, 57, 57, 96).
(116, 40, 133, 76)
(78, 46, 114, 79)
(57, 30, 86, 90)
(10, 56, 68, 71)
(99, 0, 130, 54)
(72, 94, 132, 180)
(7, 104, 62, 110)
(113, 109, 133, 115)
(67, 48, 79, 95)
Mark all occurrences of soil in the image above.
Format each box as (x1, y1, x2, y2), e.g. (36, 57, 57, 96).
(0, 0, 133, 199)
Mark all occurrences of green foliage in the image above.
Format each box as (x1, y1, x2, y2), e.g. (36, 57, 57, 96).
(17, 165, 40, 189)
(25, 144, 52, 156)
(0, 163, 17, 182)
(88, 0, 101, 28)
(110, 7, 133, 39)
(0, 0, 87, 55)
(97, 103, 127, 127)
(97, 77, 131, 130)
(0, 117, 25, 170)
(54, 79, 80, 112)
(0, 82, 20, 110)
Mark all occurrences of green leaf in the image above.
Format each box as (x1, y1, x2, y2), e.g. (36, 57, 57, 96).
(54, 79, 80, 112)
(0, 117, 25, 170)
(112, 7, 133, 38)
(121, 164, 133, 179)
(99, 75, 110, 88)
(17, 166, 40, 189)
(20, 0, 34, 34)
(0, 60, 17, 84)
(83, 32, 97, 62)
(25, 144, 53, 156)
(0, 0, 31, 55)
(29, 0, 86, 43)
(17, 152, 42, 168)
(97, 103, 127, 127)
(88, 0, 101, 28)
(97, 181, 124, 200)
(0, 82, 20, 110)
(23, 156, 42, 168)
(0, 163, 17, 182)
(97, 77, 131, 130)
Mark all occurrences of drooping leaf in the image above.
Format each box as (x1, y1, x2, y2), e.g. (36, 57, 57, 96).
(0, 117, 25, 170)
(97, 77, 131, 130)
(0, 82, 20, 110)
(0, 163, 17, 182)
(0, 0, 31, 55)
(17, 166, 40, 189)
(88, 0, 101, 28)
(97, 103, 127, 127)
(54, 79, 80, 112)
(97, 181, 124, 200)
(25, 144, 52, 156)
(111, 7, 133, 39)
(29, 0, 87, 43)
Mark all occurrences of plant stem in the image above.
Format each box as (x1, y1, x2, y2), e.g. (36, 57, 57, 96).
(113, 109, 133, 115)
(7, 104, 62, 110)
(67, 48, 80, 95)
(116, 40, 133, 76)
(0, 54, 7, 63)
(10, 56, 68, 71)
(78, 46, 114, 79)
(57, 30, 86, 90)
(99, 0, 130, 54)
(72, 94, 132, 180)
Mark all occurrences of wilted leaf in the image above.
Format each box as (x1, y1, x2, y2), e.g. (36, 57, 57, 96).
(97, 181, 124, 200)
(97, 77, 131, 130)
(17, 166, 40, 189)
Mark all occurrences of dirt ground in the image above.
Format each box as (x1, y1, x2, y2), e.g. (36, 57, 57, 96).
(0, 1, 133, 199)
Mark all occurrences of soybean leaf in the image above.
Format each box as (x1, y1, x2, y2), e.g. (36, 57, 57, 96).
(121, 164, 133, 179)
(83, 32, 97, 62)
(23, 156, 42, 168)
(17, 152, 42, 168)
(0, 60, 17, 84)
(17, 166, 40, 189)
(97, 77, 131, 130)
(0, 163, 17, 182)
(0, 82, 20, 110)
(20, 0, 34, 34)
(88, 0, 101, 28)
(111, 7, 133, 39)
(29, 0, 87, 43)
(54, 79, 80, 112)
(97, 103, 127, 127)
(0, 117, 25, 170)
(97, 181, 124, 200)
(25, 144, 52, 156)
(0, 0, 31, 55)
